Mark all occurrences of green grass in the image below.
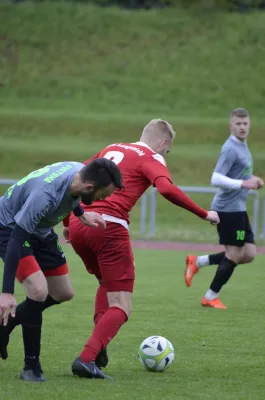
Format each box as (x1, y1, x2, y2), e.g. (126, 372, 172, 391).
(0, 2, 264, 242)
(1, 2, 265, 117)
(1, 247, 265, 399)
(0, 111, 264, 242)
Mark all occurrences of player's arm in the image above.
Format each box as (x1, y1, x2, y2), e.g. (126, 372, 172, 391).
(140, 156, 208, 219)
(211, 148, 259, 190)
(62, 204, 84, 228)
(211, 148, 243, 189)
(2, 192, 56, 295)
(62, 153, 100, 228)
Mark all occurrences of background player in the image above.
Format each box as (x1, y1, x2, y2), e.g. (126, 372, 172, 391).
(0, 158, 123, 382)
(185, 108, 264, 309)
(63, 119, 220, 379)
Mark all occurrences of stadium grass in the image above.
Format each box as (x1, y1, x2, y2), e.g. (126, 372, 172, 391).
(0, 2, 264, 242)
(1, 2, 265, 118)
(1, 247, 265, 400)
(0, 112, 264, 243)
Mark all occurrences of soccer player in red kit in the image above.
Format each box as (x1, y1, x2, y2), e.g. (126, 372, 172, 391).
(63, 119, 219, 379)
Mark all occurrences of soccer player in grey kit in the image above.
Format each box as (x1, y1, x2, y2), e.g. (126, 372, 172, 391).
(0, 158, 123, 381)
(185, 108, 264, 309)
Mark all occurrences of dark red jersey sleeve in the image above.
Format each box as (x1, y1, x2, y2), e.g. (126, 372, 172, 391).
(140, 154, 173, 185)
(155, 177, 208, 219)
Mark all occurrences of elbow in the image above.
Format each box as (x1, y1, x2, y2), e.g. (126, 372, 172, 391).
(156, 183, 170, 198)
(211, 173, 218, 187)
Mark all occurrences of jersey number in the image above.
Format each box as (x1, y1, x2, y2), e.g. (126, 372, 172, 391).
(7, 162, 63, 199)
(104, 151, 124, 165)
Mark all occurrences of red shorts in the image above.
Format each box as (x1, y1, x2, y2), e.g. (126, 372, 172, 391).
(69, 218, 135, 293)
(16, 257, 69, 283)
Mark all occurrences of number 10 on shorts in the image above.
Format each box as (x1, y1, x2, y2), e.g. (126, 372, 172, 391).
(236, 230, 245, 241)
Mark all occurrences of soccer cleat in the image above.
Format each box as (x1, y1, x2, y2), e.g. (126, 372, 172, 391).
(20, 362, 46, 382)
(201, 297, 227, 309)
(0, 325, 10, 360)
(72, 357, 111, 379)
(185, 255, 199, 287)
(95, 348, 108, 368)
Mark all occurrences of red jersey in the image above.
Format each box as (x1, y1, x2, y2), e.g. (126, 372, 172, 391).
(82, 142, 172, 223)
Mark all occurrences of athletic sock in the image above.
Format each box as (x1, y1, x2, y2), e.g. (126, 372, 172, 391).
(94, 285, 109, 325)
(42, 295, 60, 311)
(208, 252, 225, 265)
(5, 295, 59, 336)
(196, 252, 225, 268)
(205, 289, 218, 301)
(196, 255, 210, 268)
(80, 307, 127, 363)
(209, 257, 237, 293)
(20, 298, 44, 370)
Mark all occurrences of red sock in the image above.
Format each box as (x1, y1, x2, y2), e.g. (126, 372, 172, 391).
(80, 307, 127, 363)
(94, 285, 109, 325)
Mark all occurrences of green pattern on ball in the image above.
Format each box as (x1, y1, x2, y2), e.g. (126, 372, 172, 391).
(138, 341, 173, 372)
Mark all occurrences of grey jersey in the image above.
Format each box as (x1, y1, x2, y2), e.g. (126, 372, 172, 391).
(211, 135, 253, 212)
(0, 161, 84, 238)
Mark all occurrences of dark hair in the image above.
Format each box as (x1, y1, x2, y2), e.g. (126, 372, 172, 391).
(80, 158, 123, 190)
(230, 108, 249, 118)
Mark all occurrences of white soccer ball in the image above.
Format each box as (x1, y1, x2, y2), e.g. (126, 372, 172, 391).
(138, 335, 174, 372)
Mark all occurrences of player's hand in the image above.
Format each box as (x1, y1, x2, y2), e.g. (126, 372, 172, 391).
(205, 211, 220, 225)
(62, 227, 70, 243)
(0, 293, 16, 326)
(79, 212, 106, 229)
(252, 176, 264, 189)
(242, 177, 260, 190)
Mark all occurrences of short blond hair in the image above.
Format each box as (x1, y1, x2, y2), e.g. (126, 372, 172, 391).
(142, 119, 175, 140)
(230, 108, 249, 119)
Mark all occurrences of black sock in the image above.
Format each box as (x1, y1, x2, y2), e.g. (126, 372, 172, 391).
(6, 302, 26, 334)
(18, 298, 44, 370)
(6, 295, 60, 335)
(209, 252, 225, 265)
(23, 324, 42, 370)
(42, 295, 60, 311)
(210, 257, 237, 293)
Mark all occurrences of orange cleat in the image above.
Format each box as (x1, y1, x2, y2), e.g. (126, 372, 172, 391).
(185, 255, 199, 287)
(201, 297, 227, 309)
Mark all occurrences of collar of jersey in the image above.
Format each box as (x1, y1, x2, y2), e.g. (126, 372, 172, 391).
(133, 141, 154, 152)
(230, 134, 247, 145)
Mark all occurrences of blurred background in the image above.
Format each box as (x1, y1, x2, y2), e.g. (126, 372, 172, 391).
(0, 0, 265, 243)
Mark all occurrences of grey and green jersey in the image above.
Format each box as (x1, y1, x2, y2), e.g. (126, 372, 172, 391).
(0, 161, 84, 238)
(211, 135, 253, 212)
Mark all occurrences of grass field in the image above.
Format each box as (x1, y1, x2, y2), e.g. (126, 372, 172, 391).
(1, 245, 265, 400)
(1, 2, 265, 118)
(0, 3, 265, 399)
(0, 2, 265, 242)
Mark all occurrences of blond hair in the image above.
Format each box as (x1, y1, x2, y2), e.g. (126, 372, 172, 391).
(142, 119, 175, 140)
(230, 108, 249, 119)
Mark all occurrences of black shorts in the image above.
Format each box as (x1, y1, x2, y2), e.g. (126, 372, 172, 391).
(217, 212, 255, 247)
(0, 227, 68, 281)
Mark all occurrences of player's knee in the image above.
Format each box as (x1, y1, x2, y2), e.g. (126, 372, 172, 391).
(55, 288, 75, 303)
(107, 291, 132, 319)
(225, 248, 244, 264)
(29, 285, 49, 302)
(242, 247, 256, 264)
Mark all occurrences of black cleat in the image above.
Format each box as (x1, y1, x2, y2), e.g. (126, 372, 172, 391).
(95, 348, 108, 368)
(72, 357, 111, 379)
(0, 325, 10, 360)
(20, 366, 46, 382)
(20, 359, 46, 382)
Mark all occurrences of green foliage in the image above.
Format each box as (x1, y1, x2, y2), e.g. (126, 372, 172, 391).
(0, 2, 264, 241)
